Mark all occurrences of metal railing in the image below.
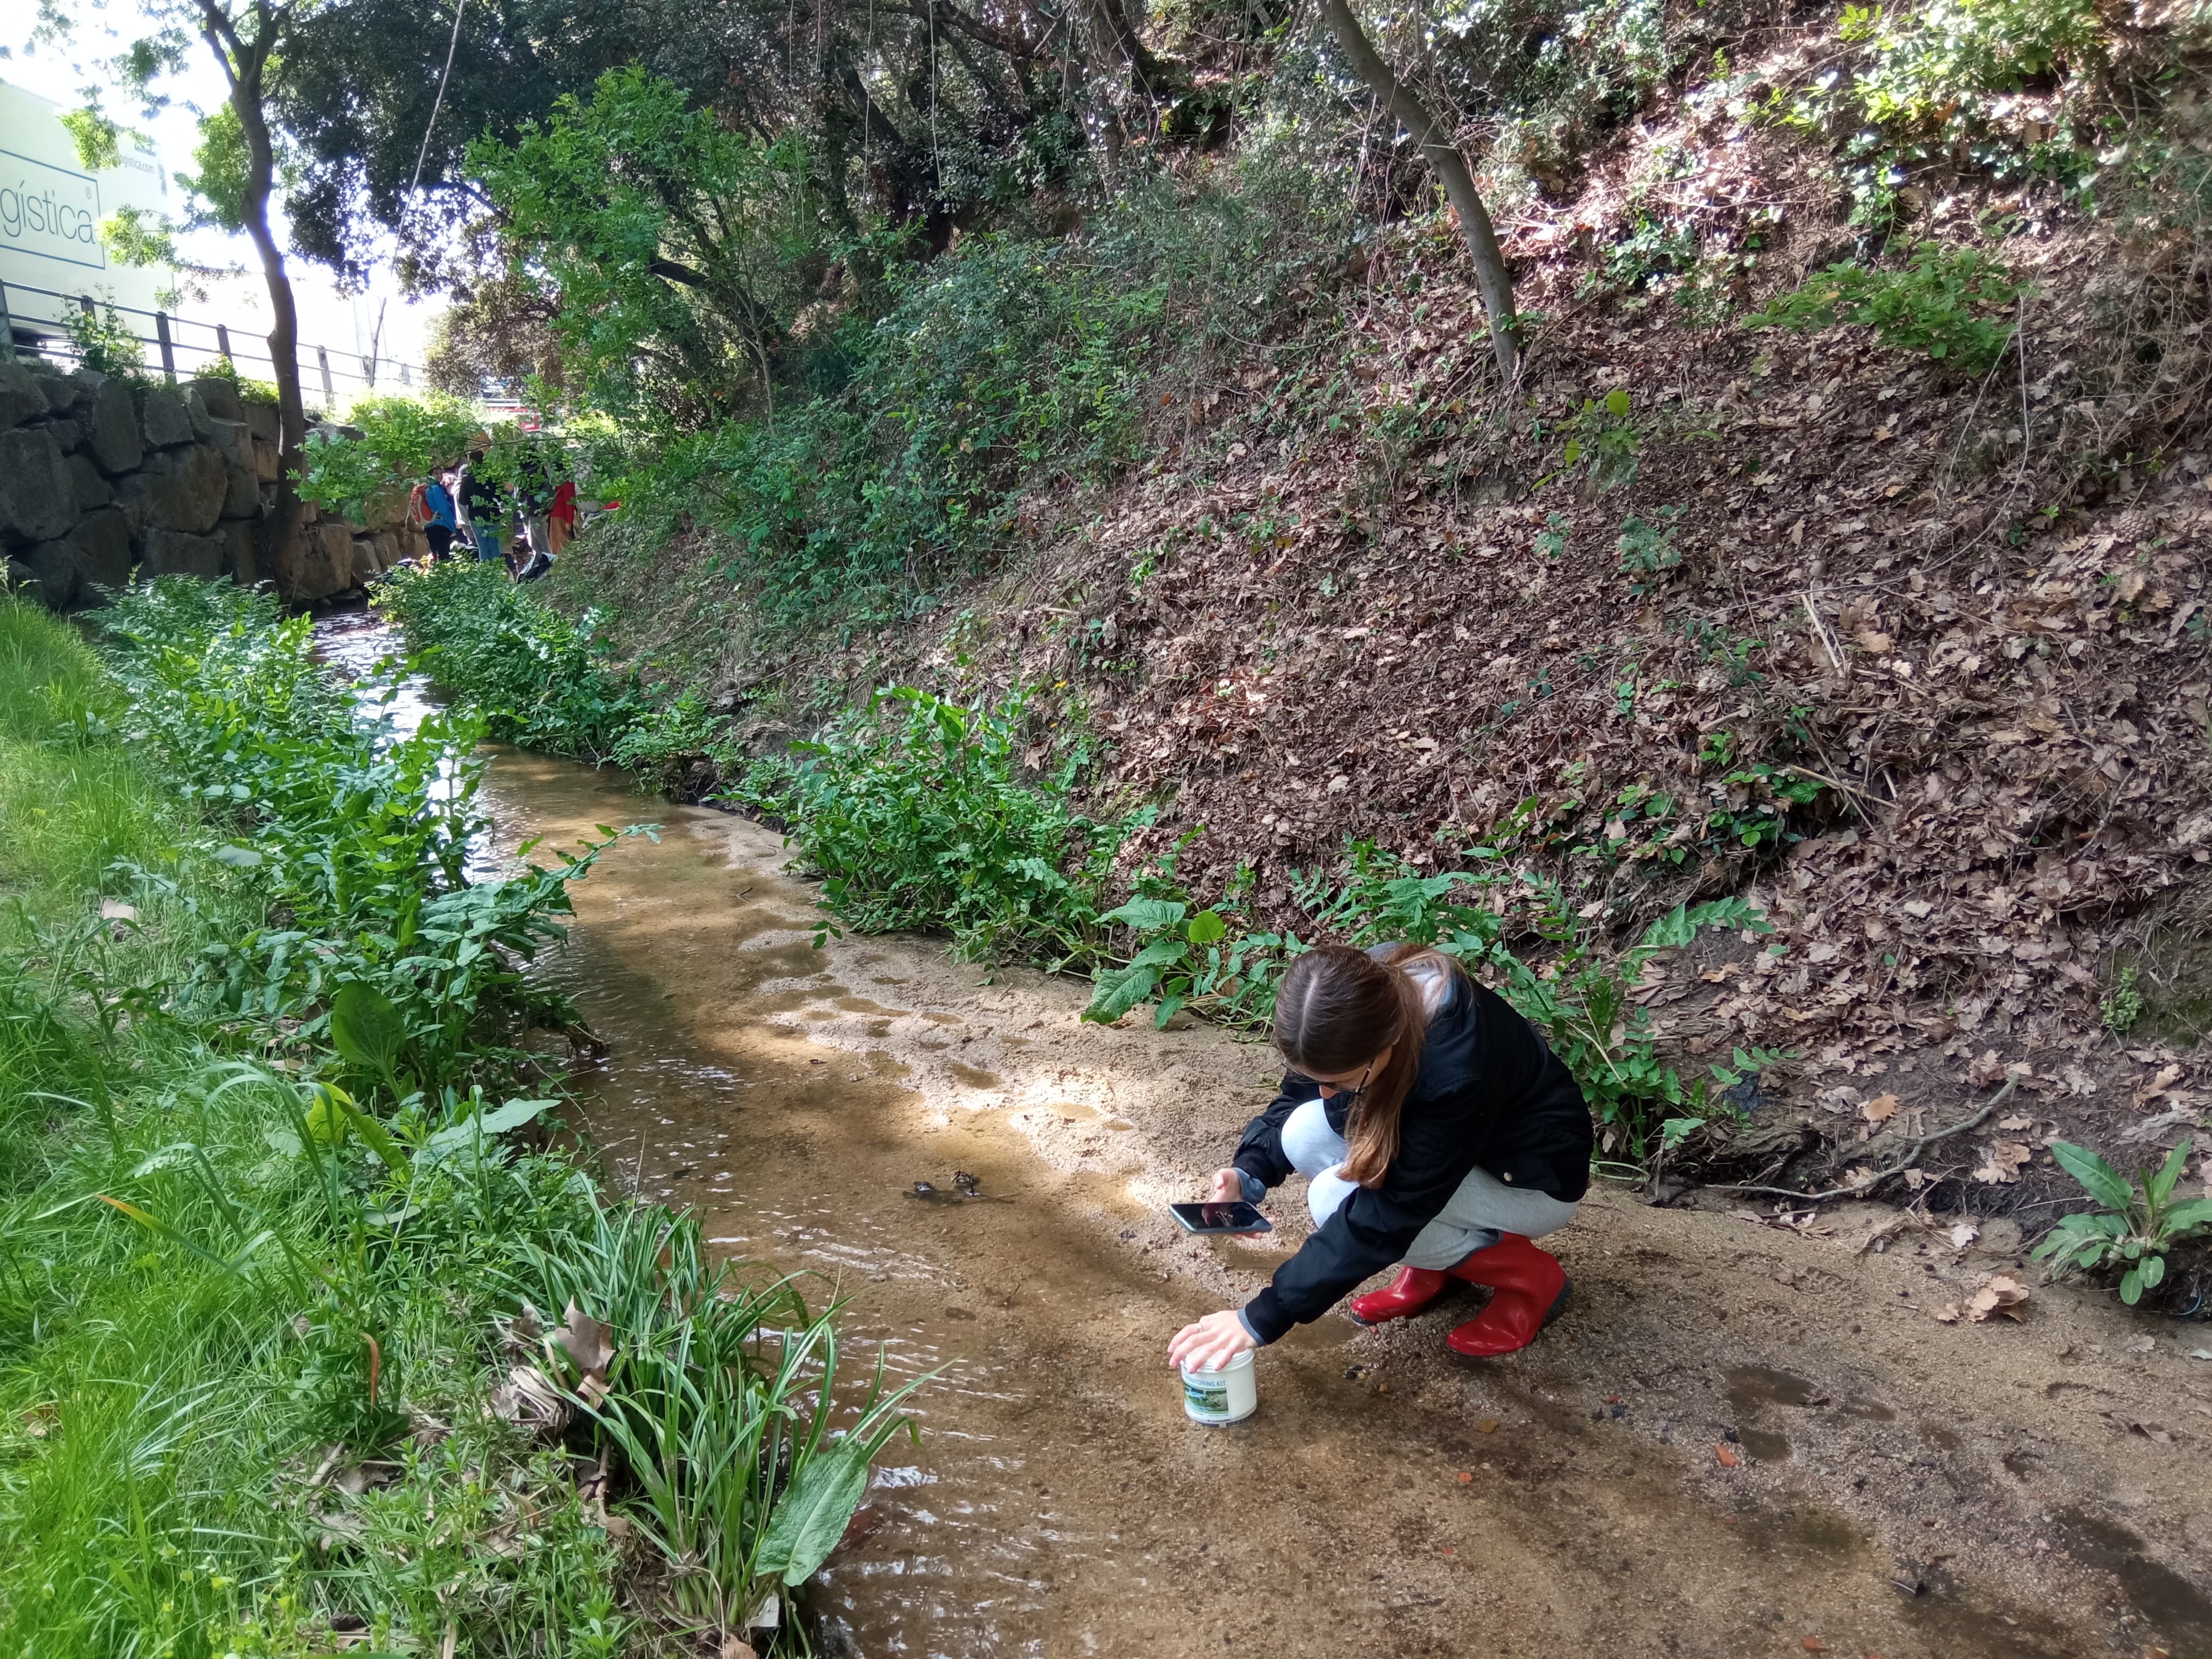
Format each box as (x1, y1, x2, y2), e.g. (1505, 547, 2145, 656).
(0, 278, 428, 405)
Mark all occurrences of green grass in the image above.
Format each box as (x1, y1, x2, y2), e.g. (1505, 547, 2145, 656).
(0, 601, 191, 931)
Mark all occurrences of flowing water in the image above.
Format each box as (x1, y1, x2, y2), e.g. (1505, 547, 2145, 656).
(315, 614, 2208, 1659)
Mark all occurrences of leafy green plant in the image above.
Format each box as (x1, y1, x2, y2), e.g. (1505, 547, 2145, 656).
(299, 390, 483, 523)
(1616, 507, 1685, 593)
(2100, 964, 2143, 1034)
(1583, 212, 1698, 300)
(740, 684, 1127, 961)
(64, 299, 147, 378)
(1552, 387, 1645, 491)
(2032, 1137, 2212, 1304)
(1746, 243, 2024, 372)
(1082, 836, 1782, 1163)
(375, 560, 658, 763)
(1083, 896, 1294, 1028)
(524, 1201, 924, 1632)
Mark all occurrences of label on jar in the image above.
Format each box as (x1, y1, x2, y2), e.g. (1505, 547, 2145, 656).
(1184, 1376, 1229, 1420)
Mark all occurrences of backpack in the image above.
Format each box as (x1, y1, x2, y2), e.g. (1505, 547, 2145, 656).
(407, 483, 434, 528)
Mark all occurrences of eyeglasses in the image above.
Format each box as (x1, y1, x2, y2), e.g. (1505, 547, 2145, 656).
(1319, 1060, 1376, 1106)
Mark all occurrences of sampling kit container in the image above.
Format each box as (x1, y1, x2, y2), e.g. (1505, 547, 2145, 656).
(1181, 1350, 1257, 1425)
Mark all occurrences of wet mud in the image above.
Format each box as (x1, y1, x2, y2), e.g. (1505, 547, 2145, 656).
(467, 747, 2212, 1659)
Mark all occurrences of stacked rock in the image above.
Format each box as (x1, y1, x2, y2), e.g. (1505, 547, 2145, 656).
(0, 361, 429, 609)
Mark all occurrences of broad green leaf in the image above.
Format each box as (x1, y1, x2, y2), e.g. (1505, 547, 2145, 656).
(2120, 1266, 2142, 1305)
(424, 1097, 555, 1154)
(2048, 1140, 2134, 1214)
(1083, 962, 1162, 1024)
(2138, 1253, 2166, 1290)
(1604, 387, 1631, 416)
(330, 982, 407, 1077)
(2162, 1199, 2212, 1235)
(1154, 992, 1188, 1029)
(304, 1086, 349, 1149)
(479, 1096, 556, 1134)
(1185, 909, 1228, 946)
(2148, 1137, 2193, 1208)
(1099, 897, 1187, 932)
(755, 1440, 872, 1586)
(1125, 938, 1190, 971)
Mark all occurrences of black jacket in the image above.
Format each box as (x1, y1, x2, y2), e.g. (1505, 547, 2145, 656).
(1232, 968, 1592, 1345)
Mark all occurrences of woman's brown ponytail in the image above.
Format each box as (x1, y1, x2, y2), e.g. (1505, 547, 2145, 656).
(1271, 943, 1463, 1187)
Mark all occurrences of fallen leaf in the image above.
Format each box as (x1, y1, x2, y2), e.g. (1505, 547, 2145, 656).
(1964, 1275, 2030, 1322)
(552, 1299, 615, 1401)
(721, 1641, 759, 1659)
(1862, 1093, 1900, 1125)
(1947, 1222, 1979, 1253)
(98, 900, 137, 922)
(1715, 1444, 1740, 1468)
(1855, 630, 1895, 655)
(2122, 1334, 2156, 1355)
(1972, 1141, 2033, 1184)
(2105, 1409, 2173, 1445)
(1475, 1417, 1499, 1434)
(1803, 1639, 1829, 1654)
(1456, 1470, 1475, 1483)
(488, 1362, 571, 1431)
(1933, 1303, 1961, 1324)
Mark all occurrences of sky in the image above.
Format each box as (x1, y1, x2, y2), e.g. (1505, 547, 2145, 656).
(5, 0, 449, 383)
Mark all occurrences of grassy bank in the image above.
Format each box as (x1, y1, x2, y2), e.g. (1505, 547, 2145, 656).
(0, 583, 909, 1656)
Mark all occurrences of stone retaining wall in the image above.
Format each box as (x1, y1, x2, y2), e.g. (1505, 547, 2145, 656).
(0, 359, 428, 610)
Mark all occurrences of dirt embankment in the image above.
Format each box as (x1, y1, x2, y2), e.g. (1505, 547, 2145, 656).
(491, 757, 2212, 1659)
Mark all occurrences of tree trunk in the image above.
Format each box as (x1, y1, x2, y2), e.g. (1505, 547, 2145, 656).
(1314, 0, 1519, 380)
(204, 15, 309, 592)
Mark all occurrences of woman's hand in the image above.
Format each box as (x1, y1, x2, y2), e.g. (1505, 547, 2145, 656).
(1208, 1167, 1244, 1203)
(1169, 1309, 1258, 1372)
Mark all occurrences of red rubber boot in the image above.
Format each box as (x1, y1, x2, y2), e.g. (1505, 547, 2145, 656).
(1348, 1267, 1452, 1326)
(1443, 1234, 1570, 1358)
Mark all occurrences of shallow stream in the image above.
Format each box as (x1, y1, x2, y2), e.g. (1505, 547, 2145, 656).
(315, 613, 2208, 1659)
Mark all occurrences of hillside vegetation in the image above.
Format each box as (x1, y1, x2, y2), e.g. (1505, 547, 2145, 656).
(370, 0, 2212, 1264)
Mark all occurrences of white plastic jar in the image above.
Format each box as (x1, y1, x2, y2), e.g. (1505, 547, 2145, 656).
(1181, 1349, 1257, 1425)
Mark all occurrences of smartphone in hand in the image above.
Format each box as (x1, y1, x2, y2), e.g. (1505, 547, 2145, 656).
(1168, 1201, 1272, 1235)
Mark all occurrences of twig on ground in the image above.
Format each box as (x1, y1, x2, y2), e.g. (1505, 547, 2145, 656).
(1706, 1076, 2019, 1205)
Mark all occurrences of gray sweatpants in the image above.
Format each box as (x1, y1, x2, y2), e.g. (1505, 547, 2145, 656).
(1283, 1097, 1578, 1270)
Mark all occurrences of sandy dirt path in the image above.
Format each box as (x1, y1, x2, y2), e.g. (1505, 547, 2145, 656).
(482, 750, 2212, 1659)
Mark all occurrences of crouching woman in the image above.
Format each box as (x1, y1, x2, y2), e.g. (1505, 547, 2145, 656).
(1168, 942, 1594, 1372)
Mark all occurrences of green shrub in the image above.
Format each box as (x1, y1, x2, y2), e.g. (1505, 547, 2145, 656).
(739, 684, 1128, 960)
(1763, 0, 2112, 221)
(99, 578, 625, 1089)
(1616, 506, 1685, 592)
(63, 298, 147, 378)
(1083, 837, 1786, 1165)
(1844, 0, 2106, 133)
(299, 390, 484, 523)
(571, 133, 1356, 633)
(1746, 242, 2024, 372)
(2033, 1136, 2212, 1304)
(374, 560, 656, 762)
